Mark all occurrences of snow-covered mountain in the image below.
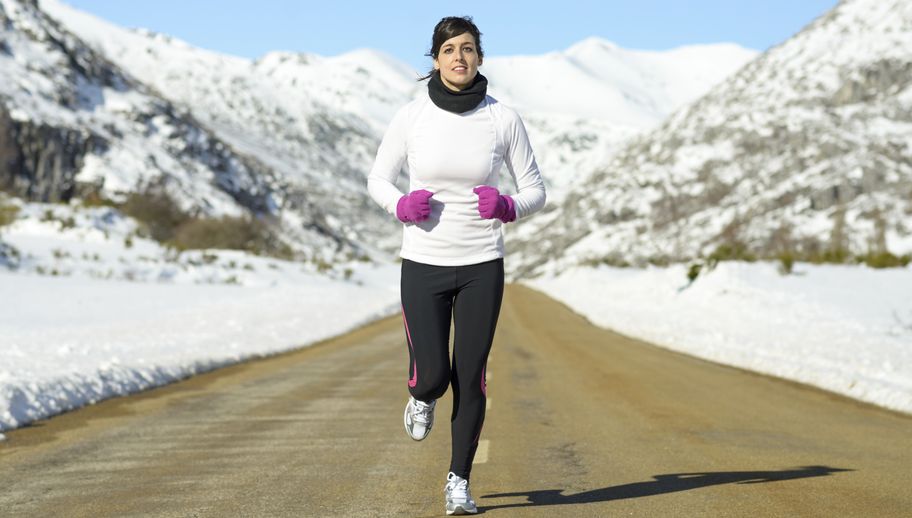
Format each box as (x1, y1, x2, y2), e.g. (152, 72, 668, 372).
(483, 38, 757, 199)
(41, 0, 755, 208)
(1, 0, 757, 277)
(36, 0, 413, 258)
(486, 37, 756, 126)
(0, 0, 369, 273)
(512, 0, 912, 277)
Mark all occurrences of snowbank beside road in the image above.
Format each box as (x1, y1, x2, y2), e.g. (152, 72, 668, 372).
(525, 261, 912, 414)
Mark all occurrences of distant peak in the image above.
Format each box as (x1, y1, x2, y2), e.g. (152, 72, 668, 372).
(567, 37, 621, 53)
(254, 51, 316, 67)
(130, 27, 172, 43)
(338, 48, 388, 59)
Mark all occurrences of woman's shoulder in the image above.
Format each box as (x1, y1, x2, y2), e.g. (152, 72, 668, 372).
(391, 95, 432, 123)
(484, 95, 523, 126)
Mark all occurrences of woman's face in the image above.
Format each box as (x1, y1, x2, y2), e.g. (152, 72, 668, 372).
(433, 32, 482, 91)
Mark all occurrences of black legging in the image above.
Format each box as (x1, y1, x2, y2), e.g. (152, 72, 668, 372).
(400, 257, 505, 479)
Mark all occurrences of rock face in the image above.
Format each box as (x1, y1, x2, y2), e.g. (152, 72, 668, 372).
(511, 0, 912, 277)
(0, 0, 116, 202)
(0, 0, 363, 261)
(0, 105, 107, 202)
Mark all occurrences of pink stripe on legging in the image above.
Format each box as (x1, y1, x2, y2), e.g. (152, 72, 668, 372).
(474, 364, 488, 444)
(481, 364, 487, 396)
(402, 305, 418, 388)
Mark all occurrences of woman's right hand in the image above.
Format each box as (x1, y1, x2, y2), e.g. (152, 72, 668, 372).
(396, 189, 434, 223)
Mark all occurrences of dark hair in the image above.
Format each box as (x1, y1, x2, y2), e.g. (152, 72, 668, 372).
(418, 16, 484, 81)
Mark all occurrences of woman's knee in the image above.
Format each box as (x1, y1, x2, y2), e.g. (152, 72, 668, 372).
(411, 372, 450, 401)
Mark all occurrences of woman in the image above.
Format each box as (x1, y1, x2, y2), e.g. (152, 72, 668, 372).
(367, 15, 546, 516)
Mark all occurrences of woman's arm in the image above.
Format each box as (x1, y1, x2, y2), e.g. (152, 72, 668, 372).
(502, 109, 547, 219)
(367, 105, 410, 217)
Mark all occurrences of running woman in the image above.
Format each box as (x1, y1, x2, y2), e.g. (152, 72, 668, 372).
(367, 16, 546, 516)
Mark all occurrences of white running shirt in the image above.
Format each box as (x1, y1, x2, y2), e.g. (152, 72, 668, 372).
(367, 93, 547, 266)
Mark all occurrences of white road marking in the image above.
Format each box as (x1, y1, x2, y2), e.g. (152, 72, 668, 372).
(473, 439, 489, 464)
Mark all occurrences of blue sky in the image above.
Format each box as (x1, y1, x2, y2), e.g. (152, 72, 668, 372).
(58, 0, 838, 72)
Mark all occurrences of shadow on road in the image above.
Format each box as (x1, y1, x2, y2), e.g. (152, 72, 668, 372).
(479, 465, 852, 512)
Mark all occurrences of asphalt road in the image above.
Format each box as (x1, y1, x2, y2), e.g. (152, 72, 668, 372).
(1, 284, 910, 517)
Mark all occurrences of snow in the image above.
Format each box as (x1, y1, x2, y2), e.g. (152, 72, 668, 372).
(0, 259, 401, 432)
(484, 37, 756, 126)
(0, 196, 405, 431)
(4, 245, 910, 433)
(525, 261, 912, 414)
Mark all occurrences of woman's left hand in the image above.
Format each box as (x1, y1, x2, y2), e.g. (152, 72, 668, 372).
(473, 186, 516, 223)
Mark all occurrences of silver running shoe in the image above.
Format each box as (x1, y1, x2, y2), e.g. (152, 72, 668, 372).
(403, 396, 436, 441)
(444, 471, 477, 515)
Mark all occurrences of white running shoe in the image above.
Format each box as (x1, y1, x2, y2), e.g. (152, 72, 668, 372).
(403, 396, 436, 441)
(444, 471, 477, 515)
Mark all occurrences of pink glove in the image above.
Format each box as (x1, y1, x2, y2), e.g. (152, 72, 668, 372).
(473, 186, 516, 223)
(396, 189, 434, 223)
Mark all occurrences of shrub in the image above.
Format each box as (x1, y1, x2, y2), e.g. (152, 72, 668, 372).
(705, 241, 755, 270)
(708, 242, 756, 266)
(777, 251, 795, 275)
(647, 255, 671, 267)
(0, 200, 19, 230)
(59, 215, 76, 230)
(859, 251, 911, 269)
(171, 215, 293, 258)
(79, 192, 118, 208)
(120, 187, 188, 242)
(314, 257, 332, 273)
(119, 186, 293, 260)
(686, 263, 702, 283)
(578, 254, 631, 268)
(812, 247, 851, 264)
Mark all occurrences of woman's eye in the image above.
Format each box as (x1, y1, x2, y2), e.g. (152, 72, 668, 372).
(463, 47, 474, 53)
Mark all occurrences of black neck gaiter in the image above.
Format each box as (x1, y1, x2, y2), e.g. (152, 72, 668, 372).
(427, 70, 488, 114)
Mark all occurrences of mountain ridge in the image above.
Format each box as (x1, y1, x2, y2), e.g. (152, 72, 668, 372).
(4, 0, 759, 271)
(509, 0, 912, 277)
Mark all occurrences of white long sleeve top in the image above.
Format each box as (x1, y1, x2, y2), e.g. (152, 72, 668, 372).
(367, 93, 547, 266)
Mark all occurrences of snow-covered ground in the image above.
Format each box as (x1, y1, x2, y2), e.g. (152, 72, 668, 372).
(0, 198, 403, 438)
(0, 263, 401, 439)
(525, 261, 912, 414)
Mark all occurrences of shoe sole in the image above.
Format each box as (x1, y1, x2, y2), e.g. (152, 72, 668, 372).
(446, 504, 477, 515)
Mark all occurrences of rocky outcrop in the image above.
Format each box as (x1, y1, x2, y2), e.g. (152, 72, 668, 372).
(0, 104, 107, 201)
